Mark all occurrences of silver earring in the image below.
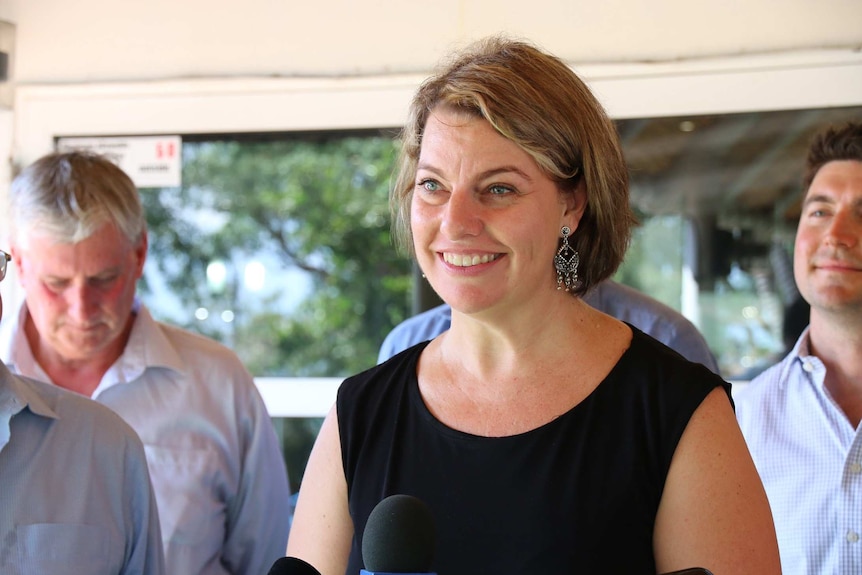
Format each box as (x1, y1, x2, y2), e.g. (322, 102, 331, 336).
(554, 226, 581, 292)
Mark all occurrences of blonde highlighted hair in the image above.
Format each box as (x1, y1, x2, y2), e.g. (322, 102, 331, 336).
(390, 36, 635, 295)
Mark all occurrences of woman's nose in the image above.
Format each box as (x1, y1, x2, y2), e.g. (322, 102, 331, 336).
(440, 190, 483, 239)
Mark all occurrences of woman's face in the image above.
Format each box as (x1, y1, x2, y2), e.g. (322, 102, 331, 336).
(410, 107, 584, 316)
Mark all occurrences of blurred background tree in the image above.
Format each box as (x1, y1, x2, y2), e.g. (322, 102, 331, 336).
(140, 132, 413, 378)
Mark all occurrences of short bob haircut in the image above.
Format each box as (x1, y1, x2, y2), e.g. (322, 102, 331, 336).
(390, 36, 636, 296)
(9, 151, 146, 248)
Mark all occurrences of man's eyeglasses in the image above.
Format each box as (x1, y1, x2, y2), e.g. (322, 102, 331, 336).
(0, 250, 10, 282)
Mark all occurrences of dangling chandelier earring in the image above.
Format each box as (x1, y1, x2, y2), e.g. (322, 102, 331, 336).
(554, 226, 581, 292)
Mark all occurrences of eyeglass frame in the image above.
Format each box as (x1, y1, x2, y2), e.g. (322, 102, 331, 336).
(0, 250, 10, 282)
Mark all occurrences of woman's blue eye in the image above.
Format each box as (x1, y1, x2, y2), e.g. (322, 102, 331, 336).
(421, 180, 440, 191)
(489, 184, 512, 195)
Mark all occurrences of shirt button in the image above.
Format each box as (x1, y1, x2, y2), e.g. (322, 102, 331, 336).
(851, 463, 862, 474)
(802, 361, 815, 373)
(847, 531, 860, 543)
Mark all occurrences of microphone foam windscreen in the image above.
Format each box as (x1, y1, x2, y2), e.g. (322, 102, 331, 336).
(362, 494, 436, 572)
(267, 556, 322, 575)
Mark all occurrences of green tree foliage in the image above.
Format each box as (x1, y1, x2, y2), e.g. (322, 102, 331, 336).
(615, 214, 683, 308)
(140, 134, 414, 377)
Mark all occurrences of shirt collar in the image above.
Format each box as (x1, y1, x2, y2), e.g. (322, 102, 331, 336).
(92, 303, 186, 397)
(127, 303, 186, 374)
(782, 326, 827, 390)
(791, 326, 813, 358)
(0, 360, 57, 420)
(0, 361, 58, 454)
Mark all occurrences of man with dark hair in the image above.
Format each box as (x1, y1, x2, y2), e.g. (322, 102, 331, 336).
(736, 121, 862, 575)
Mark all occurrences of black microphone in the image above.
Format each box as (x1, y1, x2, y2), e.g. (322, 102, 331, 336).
(267, 556, 322, 575)
(360, 494, 437, 575)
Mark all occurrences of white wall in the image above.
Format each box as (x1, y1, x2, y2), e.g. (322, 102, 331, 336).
(2, 0, 861, 168)
(2, 0, 861, 83)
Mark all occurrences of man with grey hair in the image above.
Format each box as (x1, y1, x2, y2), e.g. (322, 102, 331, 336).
(0, 246, 165, 575)
(1, 151, 292, 575)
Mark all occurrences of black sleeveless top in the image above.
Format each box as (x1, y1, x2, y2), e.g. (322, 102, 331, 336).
(338, 326, 730, 575)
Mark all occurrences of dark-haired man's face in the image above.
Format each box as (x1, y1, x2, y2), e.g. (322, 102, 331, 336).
(794, 160, 862, 317)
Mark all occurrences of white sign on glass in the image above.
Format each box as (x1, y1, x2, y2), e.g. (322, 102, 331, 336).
(56, 135, 182, 188)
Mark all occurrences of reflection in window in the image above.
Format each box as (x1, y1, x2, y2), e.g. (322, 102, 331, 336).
(616, 105, 862, 379)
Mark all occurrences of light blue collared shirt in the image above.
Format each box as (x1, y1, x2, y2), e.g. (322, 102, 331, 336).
(736, 328, 862, 575)
(0, 302, 292, 575)
(0, 362, 165, 575)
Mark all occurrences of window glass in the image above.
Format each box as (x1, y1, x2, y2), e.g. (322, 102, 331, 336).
(136, 105, 862, 491)
(616, 105, 862, 379)
(140, 131, 413, 378)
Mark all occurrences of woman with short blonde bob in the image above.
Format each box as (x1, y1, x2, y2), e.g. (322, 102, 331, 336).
(287, 36, 780, 575)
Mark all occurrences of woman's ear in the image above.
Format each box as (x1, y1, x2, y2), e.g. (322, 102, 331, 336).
(561, 180, 587, 231)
